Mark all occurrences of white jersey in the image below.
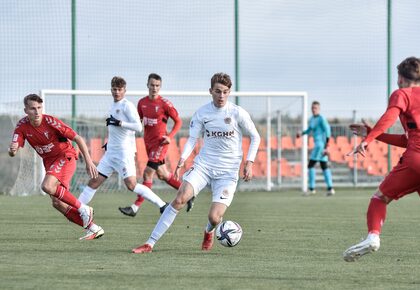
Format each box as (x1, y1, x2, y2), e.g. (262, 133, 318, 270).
(187, 101, 260, 171)
(107, 98, 142, 156)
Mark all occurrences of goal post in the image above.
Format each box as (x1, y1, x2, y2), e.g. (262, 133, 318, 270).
(7, 89, 308, 196)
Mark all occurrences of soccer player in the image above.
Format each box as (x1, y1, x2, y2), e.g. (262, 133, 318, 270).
(78, 76, 169, 219)
(118, 73, 194, 217)
(8, 93, 102, 240)
(343, 56, 420, 262)
(131, 72, 261, 254)
(296, 101, 335, 196)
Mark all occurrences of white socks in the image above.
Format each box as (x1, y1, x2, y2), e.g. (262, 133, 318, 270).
(89, 223, 99, 232)
(367, 233, 380, 242)
(131, 204, 139, 213)
(146, 204, 178, 247)
(134, 184, 166, 208)
(78, 186, 97, 205)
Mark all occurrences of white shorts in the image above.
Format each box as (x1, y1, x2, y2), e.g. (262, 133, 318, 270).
(182, 163, 238, 207)
(97, 152, 136, 179)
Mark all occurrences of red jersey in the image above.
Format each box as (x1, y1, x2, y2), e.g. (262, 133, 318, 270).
(365, 87, 420, 152)
(12, 114, 78, 162)
(137, 95, 182, 147)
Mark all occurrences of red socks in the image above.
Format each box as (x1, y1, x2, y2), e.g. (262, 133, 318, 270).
(134, 181, 152, 206)
(166, 173, 181, 190)
(64, 206, 84, 227)
(55, 185, 81, 209)
(367, 196, 387, 235)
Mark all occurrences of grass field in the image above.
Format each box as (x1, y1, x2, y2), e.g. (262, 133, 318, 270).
(2, 188, 420, 289)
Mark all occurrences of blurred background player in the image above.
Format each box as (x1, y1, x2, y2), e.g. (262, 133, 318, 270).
(8, 93, 102, 240)
(343, 56, 420, 262)
(131, 72, 261, 254)
(78, 76, 169, 216)
(119, 73, 194, 217)
(296, 101, 335, 196)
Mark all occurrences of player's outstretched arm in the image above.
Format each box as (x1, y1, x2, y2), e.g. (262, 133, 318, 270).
(350, 117, 407, 148)
(73, 134, 98, 179)
(347, 141, 368, 157)
(349, 119, 372, 137)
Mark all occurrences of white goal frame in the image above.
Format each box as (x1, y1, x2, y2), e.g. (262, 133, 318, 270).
(40, 89, 309, 192)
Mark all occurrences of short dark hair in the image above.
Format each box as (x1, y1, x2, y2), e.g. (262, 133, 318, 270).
(312, 101, 320, 106)
(23, 94, 43, 106)
(397, 57, 420, 82)
(148, 73, 162, 83)
(111, 76, 126, 88)
(210, 73, 232, 89)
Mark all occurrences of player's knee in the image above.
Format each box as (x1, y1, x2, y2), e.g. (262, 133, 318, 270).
(308, 160, 316, 169)
(172, 195, 187, 208)
(373, 190, 392, 204)
(208, 213, 223, 226)
(41, 183, 56, 195)
(143, 170, 154, 181)
(126, 183, 136, 192)
(320, 162, 329, 170)
(156, 171, 167, 180)
(173, 188, 192, 208)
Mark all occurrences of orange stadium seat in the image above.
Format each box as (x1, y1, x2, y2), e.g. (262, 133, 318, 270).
(328, 146, 345, 163)
(294, 136, 314, 149)
(259, 137, 267, 151)
(280, 161, 292, 177)
(256, 151, 267, 166)
(135, 138, 148, 170)
(281, 136, 294, 150)
(242, 137, 250, 158)
(292, 163, 302, 177)
(166, 140, 180, 171)
(336, 136, 352, 153)
(179, 136, 188, 152)
(270, 137, 278, 149)
(89, 138, 104, 164)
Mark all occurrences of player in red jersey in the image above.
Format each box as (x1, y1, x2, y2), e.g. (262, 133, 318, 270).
(8, 94, 103, 240)
(119, 73, 194, 217)
(343, 57, 420, 261)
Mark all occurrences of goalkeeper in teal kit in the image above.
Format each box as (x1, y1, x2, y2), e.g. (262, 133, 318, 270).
(297, 101, 335, 196)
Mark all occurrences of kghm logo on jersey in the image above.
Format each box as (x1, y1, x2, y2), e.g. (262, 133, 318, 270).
(206, 129, 235, 138)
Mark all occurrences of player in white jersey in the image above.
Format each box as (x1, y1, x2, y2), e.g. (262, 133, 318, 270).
(78, 77, 168, 236)
(132, 72, 260, 253)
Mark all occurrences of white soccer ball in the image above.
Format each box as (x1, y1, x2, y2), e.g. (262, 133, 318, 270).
(215, 220, 243, 247)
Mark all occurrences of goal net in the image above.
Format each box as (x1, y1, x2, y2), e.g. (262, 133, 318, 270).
(4, 89, 308, 196)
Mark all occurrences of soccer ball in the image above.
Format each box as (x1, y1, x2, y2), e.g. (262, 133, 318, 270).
(215, 220, 243, 247)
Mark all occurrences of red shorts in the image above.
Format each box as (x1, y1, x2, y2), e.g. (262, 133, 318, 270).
(379, 150, 420, 200)
(44, 155, 77, 189)
(146, 143, 168, 163)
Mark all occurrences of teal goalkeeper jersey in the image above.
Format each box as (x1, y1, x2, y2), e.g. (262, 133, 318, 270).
(302, 115, 331, 146)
